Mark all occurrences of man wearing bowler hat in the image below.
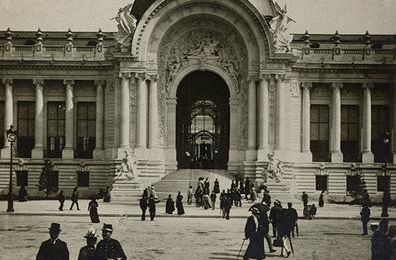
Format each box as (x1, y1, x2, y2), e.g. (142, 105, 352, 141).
(94, 223, 127, 260)
(36, 223, 69, 260)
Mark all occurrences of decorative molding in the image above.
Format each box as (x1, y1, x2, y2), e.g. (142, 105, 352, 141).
(63, 79, 75, 86)
(2, 79, 13, 85)
(33, 78, 44, 86)
(289, 82, 299, 97)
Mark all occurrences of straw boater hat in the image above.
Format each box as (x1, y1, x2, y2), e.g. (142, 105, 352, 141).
(102, 224, 113, 232)
(49, 223, 61, 232)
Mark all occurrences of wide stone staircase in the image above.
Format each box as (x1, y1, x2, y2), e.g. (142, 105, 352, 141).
(153, 169, 234, 199)
(110, 179, 143, 205)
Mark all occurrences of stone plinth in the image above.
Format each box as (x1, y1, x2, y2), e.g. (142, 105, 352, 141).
(110, 179, 143, 205)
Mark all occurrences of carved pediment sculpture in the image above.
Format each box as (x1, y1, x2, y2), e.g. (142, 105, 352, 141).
(111, 4, 137, 52)
(269, 1, 295, 53)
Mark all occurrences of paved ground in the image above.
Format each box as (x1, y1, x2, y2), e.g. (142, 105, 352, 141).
(1, 215, 376, 260)
(0, 199, 394, 220)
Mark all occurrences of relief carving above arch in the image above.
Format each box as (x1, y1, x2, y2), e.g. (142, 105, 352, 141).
(157, 15, 249, 144)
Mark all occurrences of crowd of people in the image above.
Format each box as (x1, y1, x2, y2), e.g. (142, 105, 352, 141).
(36, 223, 127, 260)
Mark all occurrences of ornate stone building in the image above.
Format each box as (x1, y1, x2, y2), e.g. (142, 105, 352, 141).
(0, 0, 395, 200)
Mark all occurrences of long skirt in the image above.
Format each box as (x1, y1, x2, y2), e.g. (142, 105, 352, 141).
(176, 202, 185, 215)
(244, 234, 265, 259)
(89, 207, 100, 223)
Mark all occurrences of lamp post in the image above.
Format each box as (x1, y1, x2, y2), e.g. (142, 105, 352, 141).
(381, 131, 391, 217)
(6, 125, 17, 212)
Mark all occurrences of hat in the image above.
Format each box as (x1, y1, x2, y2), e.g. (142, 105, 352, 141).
(275, 199, 281, 205)
(249, 205, 260, 215)
(102, 224, 113, 232)
(84, 227, 98, 238)
(49, 223, 61, 232)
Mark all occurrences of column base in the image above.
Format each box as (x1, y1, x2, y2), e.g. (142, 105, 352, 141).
(134, 147, 148, 160)
(331, 151, 343, 163)
(148, 147, 163, 161)
(31, 147, 44, 159)
(62, 148, 74, 159)
(300, 151, 313, 162)
(246, 149, 257, 161)
(0, 147, 11, 158)
(362, 152, 374, 163)
(257, 147, 271, 161)
(93, 149, 106, 160)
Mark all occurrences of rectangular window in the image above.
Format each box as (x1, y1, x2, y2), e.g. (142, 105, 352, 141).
(372, 106, 391, 163)
(17, 101, 35, 158)
(346, 175, 360, 192)
(341, 105, 360, 162)
(0, 101, 4, 148)
(46, 102, 65, 158)
(47, 171, 59, 190)
(16, 170, 28, 187)
(76, 103, 96, 159)
(77, 171, 90, 187)
(310, 105, 330, 162)
(377, 175, 390, 192)
(315, 175, 328, 191)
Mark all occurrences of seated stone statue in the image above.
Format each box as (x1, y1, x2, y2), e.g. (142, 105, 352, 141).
(115, 151, 138, 181)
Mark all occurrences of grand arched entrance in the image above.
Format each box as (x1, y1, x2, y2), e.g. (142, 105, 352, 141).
(176, 71, 230, 169)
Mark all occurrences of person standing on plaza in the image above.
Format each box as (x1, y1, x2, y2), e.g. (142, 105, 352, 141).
(78, 228, 98, 260)
(18, 186, 28, 202)
(204, 177, 210, 195)
(262, 188, 271, 206)
(243, 205, 268, 260)
(318, 190, 325, 207)
(222, 190, 232, 220)
(302, 191, 308, 209)
(88, 198, 100, 223)
(94, 224, 127, 260)
(277, 208, 292, 258)
(176, 191, 185, 215)
(165, 194, 175, 214)
(360, 204, 371, 235)
(269, 201, 282, 238)
(371, 219, 391, 260)
(58, 190, 65, 211)
(139, 194, 148, 221)
(245, 178, 251, 200)
(103, 186, 111, 203)
(362, 189, 371, 207)
(148, 194, 159, 221)
(36, 223, 69, 260)
(382, 189, 391, 217)
(187, 185, 193, 205)
(210, 190, 217, 210)
(214, 178, 220, 194)
(286, 202, 298, 238)
(70, 187, 80, 210)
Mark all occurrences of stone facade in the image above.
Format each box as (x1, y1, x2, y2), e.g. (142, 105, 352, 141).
(0, 0, 395, 201)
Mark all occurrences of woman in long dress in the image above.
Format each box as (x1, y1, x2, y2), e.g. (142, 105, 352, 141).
(88, 198, 100, 223)
(165, 194, 175, 214)
(176, 191, 185, 215)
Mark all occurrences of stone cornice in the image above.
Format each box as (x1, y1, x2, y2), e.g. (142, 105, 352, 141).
(0, 61, 114, 71)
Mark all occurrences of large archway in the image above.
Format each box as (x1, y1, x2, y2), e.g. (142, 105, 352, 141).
(176, 71, 230, 169)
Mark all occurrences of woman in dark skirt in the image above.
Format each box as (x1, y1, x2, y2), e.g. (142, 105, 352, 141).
(165, 194, 175, 214)
(176, 191, 185, 215)
(88, 198, 100, 223)
(318, 190, 325, 207)
(214, 178, 220, 194)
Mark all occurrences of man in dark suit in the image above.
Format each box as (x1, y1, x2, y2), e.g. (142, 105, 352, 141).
(94, 224, 127, 260)
(36, 223, 69, 260)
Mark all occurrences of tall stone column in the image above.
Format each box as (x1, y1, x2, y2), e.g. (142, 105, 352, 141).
(1, 79, 13, 158)
(392, 85, 396, 162)
(330, 83, 343, 162)
(362, 83, 374, 162)
(275, 74, 287, 153)
(257, 75, 270, 161)
(93, 80, 105, 159)
(229, 99, 240, 163)
(119, 73, 131, 152)
(246, 79, 257, 161)
(148, 75, 161, 159)
(135, 73, 148, 158)
(31, 79, 44, 159)
(62, 80, 74, 159)
(301, 82, 312, 160)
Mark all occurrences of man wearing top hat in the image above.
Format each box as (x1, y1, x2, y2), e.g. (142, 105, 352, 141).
(94, 223, 127, 260)
(36, 223, 69, 260)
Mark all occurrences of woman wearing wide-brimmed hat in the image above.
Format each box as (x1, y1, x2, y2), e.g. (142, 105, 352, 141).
(78, 228, 98, 260)
(243, 205, 269, 259)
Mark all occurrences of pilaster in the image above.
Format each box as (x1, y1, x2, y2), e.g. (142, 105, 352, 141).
(116, 72, 131, 159)
(257, 74, 271, 161)
(0, 79, 13, 158)
(135, 73, 148, 159)
(93, 80, 105, 159)
(148, 75, 162, 160)
(246, 78, 257, 161)
(301, 82, 312, 161)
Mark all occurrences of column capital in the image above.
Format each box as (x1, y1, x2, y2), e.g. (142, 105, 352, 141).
(94, 80, 106, 87)
(362, 82, 374, 90)
(301, 82, 312, 89)
(33, 78, 44, 86)
(134, 72, 147, 81)
(273, 73, 286, 81)
(259, 74, 272, 80)
(331, 82, 343, 89)
(63, 79, 74, 86)
(247, 75, 259, 82)
(148, 74, 158, 82)
(119, 72, 132, 79)
(2, 79, 13, 85)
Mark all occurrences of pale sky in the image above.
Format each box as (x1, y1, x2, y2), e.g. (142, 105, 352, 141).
(0, 0, 395, 34)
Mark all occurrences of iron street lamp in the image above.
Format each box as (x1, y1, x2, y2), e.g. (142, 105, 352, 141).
(6, 125, 17, 212)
